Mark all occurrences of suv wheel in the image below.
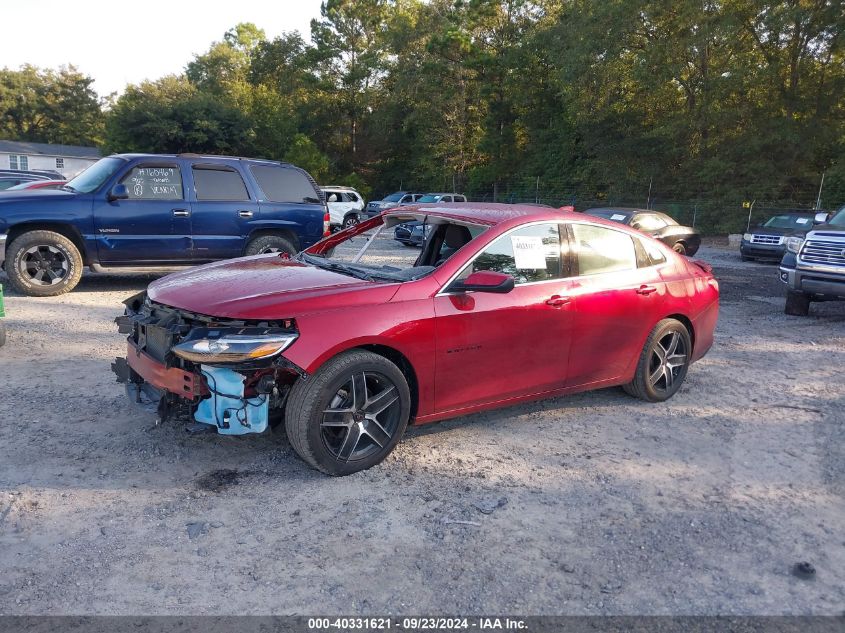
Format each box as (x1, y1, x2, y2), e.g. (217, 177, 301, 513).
(672, 241, 687, 255)
(342, 214, 360, 229)
(784, 290, 811, 316)
(244, 235, 297, 256)
(623, 318, 692, 402)
(284, 350, 411, 476)
(6, 230, 84, 296)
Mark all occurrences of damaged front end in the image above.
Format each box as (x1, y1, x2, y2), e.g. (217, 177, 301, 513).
(112, 291, 305, 434)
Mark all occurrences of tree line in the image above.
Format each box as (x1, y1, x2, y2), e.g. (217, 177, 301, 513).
(2, 0, 844, 231)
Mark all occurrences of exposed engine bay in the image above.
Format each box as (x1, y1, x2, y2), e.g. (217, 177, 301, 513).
(111, 291, 304, 434)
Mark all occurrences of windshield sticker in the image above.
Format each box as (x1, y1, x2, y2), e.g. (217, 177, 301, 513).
(511, 235, 547, 269)
(795, 218, 809, 224)
(611, 214, 627, 221)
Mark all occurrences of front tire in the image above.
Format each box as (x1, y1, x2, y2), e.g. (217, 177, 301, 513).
(624, 319, 692, 402)
(784, 290, 811, 316)
(284, 350, 411, 475)
(244, 235, 297, 257)
(5, 230, 83, 296)
(672, 241, 687, 255)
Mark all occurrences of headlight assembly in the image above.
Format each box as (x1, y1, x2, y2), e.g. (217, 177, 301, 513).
(785, 237, 804, 254)
(743, 233, 752, 241)
(172, 332, 298, 364)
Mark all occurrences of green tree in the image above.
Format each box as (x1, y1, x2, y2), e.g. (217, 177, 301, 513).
(0, 65, 104, 146)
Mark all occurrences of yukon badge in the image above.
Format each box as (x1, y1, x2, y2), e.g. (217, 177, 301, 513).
(98, 228, 120, 233)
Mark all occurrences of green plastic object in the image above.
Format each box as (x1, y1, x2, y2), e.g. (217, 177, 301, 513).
(0, 283, 5, 318)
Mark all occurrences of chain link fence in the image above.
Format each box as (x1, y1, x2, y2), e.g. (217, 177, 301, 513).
(378, 175, 837, 234)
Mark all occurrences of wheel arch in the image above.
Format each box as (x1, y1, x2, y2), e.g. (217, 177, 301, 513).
(299, 341, 421, 422)
(6, 222, 89, 264)
(245, 227, 300, 253)
(665, 312, 695, 350)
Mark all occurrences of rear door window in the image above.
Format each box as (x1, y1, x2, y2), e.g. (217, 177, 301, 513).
(251, 165, 320, 203)
(192, 165, 250, 201)
(571, 223, 637, 275)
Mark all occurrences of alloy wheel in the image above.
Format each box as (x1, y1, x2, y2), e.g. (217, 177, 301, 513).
(648, 330, 688, 394)
(343, 215, 359, 229)
(20, 245, 69, 286)
(321, 371, 402, 463)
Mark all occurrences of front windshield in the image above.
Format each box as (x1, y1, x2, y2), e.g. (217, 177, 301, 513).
(64, 157, 126, 193)
(763, 214, 813, 229)
(828, 208, 845, 227)
(417, 195, 441, 203)
(303, 216, 488, 282)
(383, 193, 404, 202)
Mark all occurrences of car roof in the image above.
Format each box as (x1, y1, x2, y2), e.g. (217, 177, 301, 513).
(384, 202, 586, 227)
(423, 192, 463, 196)
(322, 186, 358, 190)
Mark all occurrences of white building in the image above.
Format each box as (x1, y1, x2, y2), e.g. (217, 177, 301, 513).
(0, 140, 101, 179)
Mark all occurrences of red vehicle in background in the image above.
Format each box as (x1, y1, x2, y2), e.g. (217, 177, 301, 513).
(3, 180, 67, 191)
(114, 204, 719, 475)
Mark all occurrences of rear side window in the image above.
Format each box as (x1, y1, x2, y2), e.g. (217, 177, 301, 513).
(251, 165, 320, 203)
(120, 165, 183, 200)
(571, 223, 637, 275)
(464, 223, 561, 284)
(637, 237, 667, 266)
(192, 166, 250, 201)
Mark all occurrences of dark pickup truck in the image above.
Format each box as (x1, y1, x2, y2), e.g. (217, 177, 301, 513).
(0, 153, 329, 296)
(780, 205, 845, 315)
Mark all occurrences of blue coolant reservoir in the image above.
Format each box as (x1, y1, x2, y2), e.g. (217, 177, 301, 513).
(194, 366, 269, 435)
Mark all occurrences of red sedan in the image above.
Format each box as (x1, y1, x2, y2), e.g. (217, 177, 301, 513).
(114, 204, 719, 475)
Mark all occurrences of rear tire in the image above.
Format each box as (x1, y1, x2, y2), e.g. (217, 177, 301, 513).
(244, 235, 297, 257)
(784, 290, 811, 316)
(342, 214, 360, 229)
(5, 230, 83, 296)
(672, 241, 687, 255)
(285, 350, 411, 476)
(623, 319, 692, 402)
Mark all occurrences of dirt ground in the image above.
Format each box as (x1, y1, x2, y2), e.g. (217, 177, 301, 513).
(0, 240, 843, 616)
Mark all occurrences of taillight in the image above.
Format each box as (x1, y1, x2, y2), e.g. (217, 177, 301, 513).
(323, 211, 331, 236)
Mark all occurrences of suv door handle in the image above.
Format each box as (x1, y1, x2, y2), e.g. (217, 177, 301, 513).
(546, 295, 571, 307)
(636, 284, 658, 295)
(238, 210, 253, 218)
(172, 209, 190, 217)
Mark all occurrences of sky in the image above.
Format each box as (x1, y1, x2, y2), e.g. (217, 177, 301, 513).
(0, 0, 325, 98)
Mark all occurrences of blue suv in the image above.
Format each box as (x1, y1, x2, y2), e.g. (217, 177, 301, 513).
(0, 154, 328, 296)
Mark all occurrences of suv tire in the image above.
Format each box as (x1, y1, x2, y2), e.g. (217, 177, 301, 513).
(244, 235, 297, 257)
(6, 230, 84, 296)
(784, 290, 811, 316)
(342, 213, 360, 229)
(623, 318, 692, 402)
(285, 350, 411, 476)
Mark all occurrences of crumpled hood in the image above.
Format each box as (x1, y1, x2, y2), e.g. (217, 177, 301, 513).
(148, 255, 399, 320)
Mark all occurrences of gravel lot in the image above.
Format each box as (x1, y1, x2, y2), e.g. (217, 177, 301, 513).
(0, 239, 843, 616)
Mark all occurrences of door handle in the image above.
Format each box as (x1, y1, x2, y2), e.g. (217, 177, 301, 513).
(545, 295, 571, 307)
(636, 284, 658, 295)
(172, 209, 190, 217)
(238, 210, 254, 218)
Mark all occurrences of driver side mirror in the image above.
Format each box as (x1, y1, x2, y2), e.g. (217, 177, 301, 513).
(449, 270, 515, 294)
(814, 212, 829, 224)
(108, 184, 129, 201)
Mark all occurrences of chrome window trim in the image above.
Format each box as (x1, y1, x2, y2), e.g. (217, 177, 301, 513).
(436, 219, 648, 296)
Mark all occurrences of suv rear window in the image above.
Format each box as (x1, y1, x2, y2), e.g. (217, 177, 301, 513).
(192, 166, 250, 201)
(250, 165, 320, 203)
